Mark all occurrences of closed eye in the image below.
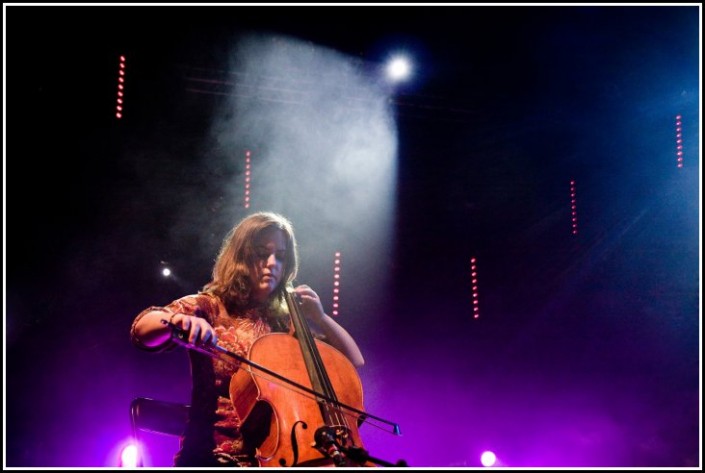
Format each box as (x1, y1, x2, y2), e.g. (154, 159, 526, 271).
(256, 247, 286, 262)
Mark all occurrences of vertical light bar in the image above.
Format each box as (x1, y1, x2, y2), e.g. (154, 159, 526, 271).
(470, 257, 479, 319)
(115, 55, 126, 119)
(244, 150, 251, 209)
(675, 114, 684, 168)
(569, 179, 578, 235)
(332, 251, 341, 317)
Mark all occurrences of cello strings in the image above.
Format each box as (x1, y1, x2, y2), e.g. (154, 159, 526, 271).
(233, 358, 363, 429)
(286, 287, 350, 430)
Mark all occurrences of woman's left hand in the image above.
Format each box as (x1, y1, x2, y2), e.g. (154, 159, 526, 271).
(294, 284, 326, 324)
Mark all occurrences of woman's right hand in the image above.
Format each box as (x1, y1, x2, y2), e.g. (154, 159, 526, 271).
(169, 313, 219, 346)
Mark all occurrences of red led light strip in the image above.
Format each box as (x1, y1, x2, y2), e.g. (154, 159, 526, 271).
(332, 252, 341, 317)
(244, 150, 251, 208)
(471, 257, 479, 319)
(116, 55, 126, 119)
(675, 114, 683, 168)
(570, 179, 578, 235)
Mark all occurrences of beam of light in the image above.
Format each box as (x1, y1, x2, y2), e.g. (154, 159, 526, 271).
(208, 34, 398, 336)
(116, 55, 126, 119)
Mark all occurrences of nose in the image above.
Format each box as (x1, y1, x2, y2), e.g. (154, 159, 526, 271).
(265, 253, 278, 268)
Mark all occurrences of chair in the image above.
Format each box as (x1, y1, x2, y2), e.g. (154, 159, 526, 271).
(130, 397, 190, 467)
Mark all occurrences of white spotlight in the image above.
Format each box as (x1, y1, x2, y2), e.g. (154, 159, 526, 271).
(120, 444, 139, 467)
(385, 55, 412, 83)
(162, 267, 172, 277)
(480, 450, 497, 467)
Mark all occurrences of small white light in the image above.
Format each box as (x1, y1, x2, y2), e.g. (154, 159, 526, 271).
(386, 55, 412, 82)
(480, 450, 496, 467)
(120, 444, 139, 467)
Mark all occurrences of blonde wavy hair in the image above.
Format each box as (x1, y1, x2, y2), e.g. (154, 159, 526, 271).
(202, 212, 298, 313)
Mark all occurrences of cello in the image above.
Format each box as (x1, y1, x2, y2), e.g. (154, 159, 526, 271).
(229, 285, 372, 467)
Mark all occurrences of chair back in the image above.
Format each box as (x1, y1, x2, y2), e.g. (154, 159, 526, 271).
(130, 397, 190, 436)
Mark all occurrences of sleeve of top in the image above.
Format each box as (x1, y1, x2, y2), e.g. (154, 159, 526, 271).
(130, 294, 215, 352)
(130, 305, 178, 352)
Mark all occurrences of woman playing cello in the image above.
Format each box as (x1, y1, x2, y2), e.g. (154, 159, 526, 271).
(130, 211, 366, 467)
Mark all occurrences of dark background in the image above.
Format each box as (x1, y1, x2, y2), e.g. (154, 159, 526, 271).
(5, 4, 700, 468)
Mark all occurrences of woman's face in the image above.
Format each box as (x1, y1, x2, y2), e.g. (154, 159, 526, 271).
(250, 227, 287, 303)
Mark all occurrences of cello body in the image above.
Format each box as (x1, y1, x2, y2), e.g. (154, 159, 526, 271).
(229, 332, 370, 467)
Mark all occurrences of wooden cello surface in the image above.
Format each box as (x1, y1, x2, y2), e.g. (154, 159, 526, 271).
(229, 332, 371, 467)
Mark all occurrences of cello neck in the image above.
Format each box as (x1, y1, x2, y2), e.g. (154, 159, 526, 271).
(284, 286, 343, 426)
